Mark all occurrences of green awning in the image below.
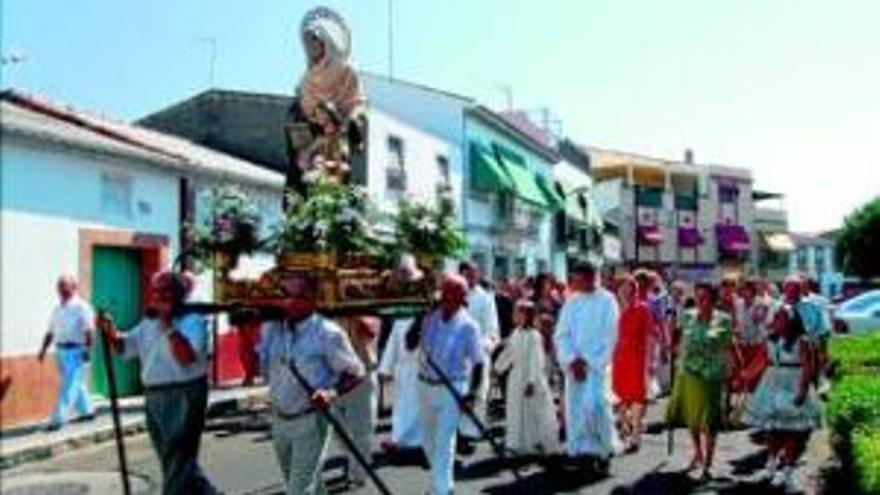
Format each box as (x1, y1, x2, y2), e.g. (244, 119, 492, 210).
(497, 156, 553, 209)
(470, 143, 514, 193)
(537, 177, 565, 210)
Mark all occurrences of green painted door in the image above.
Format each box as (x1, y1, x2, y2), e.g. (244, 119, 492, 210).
(91, 247, 142, 397)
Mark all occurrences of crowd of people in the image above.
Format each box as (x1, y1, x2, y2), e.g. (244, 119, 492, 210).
(37, 260, 833, 494)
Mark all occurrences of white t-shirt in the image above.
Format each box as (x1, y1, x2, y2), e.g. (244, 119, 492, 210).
(49, 296, 95, 345)
(122, 314, 209, 387)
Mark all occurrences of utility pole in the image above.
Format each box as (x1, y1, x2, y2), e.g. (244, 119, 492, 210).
(388, 0, 394, 79)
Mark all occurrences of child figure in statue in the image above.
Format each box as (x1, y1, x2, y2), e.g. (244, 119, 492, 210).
(297, 100, 350, 185)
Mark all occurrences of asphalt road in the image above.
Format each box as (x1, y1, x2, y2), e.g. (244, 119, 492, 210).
(3, 400, 831, 494)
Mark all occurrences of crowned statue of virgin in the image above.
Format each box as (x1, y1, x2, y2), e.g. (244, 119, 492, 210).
(285, 7, 367, 196)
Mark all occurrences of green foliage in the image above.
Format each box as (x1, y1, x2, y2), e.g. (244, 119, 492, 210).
(393, 184, 467, 259)
(269, 181, 385, 255)
(827, 374, 880, 437)
(187, 185, 262, 269)
(828, 333, 880, 493)
(830, 333, 880, 377)
(852, 427, 880, 495)
(836, 196, 880, 280)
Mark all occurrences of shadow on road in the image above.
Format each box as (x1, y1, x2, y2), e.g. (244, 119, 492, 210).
(728, 448, 769, 476)
(478, 459, 610, 494)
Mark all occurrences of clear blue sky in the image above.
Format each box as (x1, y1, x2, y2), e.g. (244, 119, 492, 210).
(3, 0, 878, 232)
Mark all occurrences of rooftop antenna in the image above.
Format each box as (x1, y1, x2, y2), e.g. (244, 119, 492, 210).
(496, 84, 513, 110)
(526, 107, 563, 137)
(1, 52, 27, 66)
(194, 37, 217, 87)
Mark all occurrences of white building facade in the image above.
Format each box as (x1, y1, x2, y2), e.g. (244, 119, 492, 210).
(0, 91, 283, 427)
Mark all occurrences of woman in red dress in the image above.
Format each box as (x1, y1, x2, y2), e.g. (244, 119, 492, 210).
(612, 274, 654, 452)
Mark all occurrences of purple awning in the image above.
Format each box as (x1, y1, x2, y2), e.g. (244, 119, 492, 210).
(637, 225, 663, 245)
(716, 224, 751, 252)
(678, 227, 704, 248)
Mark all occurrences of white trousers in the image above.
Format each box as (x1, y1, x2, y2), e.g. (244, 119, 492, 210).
(271, 412, 330, 495)
(419, 380, 466, 495)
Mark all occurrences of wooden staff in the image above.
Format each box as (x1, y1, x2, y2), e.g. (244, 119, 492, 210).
(284, 352, 394, 495)
(421, 341, 525, 486)
(96, 308, 132, 495)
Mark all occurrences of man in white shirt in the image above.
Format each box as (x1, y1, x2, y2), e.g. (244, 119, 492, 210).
(259, 273, 365, 495)
(38, 275, 96, 430)
(417, 274, 485, 495)
(554, 261, 620, 472)
(98, 271, 218, 495)
(458, 261, 499, 451)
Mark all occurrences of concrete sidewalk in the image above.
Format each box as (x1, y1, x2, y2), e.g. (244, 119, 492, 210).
(0, 385, 267, 470)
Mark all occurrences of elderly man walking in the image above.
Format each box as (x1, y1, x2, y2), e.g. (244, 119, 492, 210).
(554, 261, 620, 473)
(259, 273, 365, 495)
(38, 275, 96, 430)
(417, 274, 486, 495)
(98, 271, 217, 495)
(457, 261, 499, 453)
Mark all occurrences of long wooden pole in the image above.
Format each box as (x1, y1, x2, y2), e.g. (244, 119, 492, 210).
(421, 342, 525, 485)
(284, 350, 394, 495)
(97, 309, 132, 495)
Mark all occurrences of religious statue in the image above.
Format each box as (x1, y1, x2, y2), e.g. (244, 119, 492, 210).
(285, 7, 367, 196)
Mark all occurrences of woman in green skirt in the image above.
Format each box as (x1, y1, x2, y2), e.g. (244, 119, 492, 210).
(667, 282, 732, 480)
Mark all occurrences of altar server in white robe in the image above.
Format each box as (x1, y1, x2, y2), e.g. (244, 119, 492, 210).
(494, 299, 560, 456)
(458, 261, 500, 446)
(554, 261, 620, 467)
(377, 317, 422, 448)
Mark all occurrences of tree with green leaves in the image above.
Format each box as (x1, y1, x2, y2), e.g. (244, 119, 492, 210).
(836, 197, 880, 280)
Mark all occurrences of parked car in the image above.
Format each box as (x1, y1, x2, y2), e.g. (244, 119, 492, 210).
(833, 289, 880, 334)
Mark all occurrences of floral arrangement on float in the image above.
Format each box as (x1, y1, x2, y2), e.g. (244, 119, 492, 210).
(392, 183, 467, 269)
(199, 178, 467, 310)
(268, 178, 387, 269)
(187, 185, 262, 275)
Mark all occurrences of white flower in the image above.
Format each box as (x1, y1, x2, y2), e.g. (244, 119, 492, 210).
(314, 220, 330, 234)
(302, 169, 322, 185)
(417, 217, 437, 232)
(336, 207, 359, 223)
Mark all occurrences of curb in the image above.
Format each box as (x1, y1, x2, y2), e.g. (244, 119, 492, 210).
(0, 387, 267, 470)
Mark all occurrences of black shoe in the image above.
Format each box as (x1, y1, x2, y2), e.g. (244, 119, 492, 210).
(75, 413, 96, 423)
(456, 436, 476, 456)
(593, 456, 611, 476)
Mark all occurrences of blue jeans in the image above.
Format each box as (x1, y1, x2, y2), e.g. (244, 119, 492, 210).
(49, 346, 94, 426)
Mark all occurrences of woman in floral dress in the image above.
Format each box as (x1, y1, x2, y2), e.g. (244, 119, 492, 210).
(666, 282, 733, 480)
(744, 304, 821, 490)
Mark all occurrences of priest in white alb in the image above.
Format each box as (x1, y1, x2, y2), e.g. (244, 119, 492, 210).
(554, 261, 620, 471)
